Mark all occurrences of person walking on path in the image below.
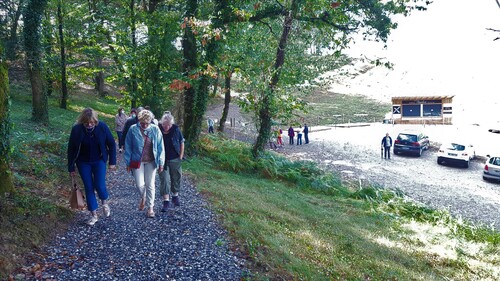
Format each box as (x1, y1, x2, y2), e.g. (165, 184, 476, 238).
(158, 111, 185, 212)
(121, 107, 142, 150)
(381, 132, 393, 159)
(297, 126, 303, 145)
(124, 109, 165, 218)
(304, 124, 309, 144)
(115, 107, 128, 153)
(207, 118, 215, 133)
(67, 108, 116, 226)
(288, 126, 295, 145)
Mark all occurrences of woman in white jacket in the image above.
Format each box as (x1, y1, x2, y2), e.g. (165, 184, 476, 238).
(124, 110, 165, 218)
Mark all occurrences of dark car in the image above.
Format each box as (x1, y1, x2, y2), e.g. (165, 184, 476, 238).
(393, 132, 429, 157)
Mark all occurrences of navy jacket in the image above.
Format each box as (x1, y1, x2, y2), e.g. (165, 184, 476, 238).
(67, 122, 117, 172)
(381, 136, 392, 147)
(159, 124, 184, 158)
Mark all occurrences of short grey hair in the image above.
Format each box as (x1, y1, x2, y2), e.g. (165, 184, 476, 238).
(160, 111, 175, 125)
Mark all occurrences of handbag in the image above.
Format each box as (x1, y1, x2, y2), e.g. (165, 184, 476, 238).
(70, 177, 85, 209)
(129, 134, 148, 169)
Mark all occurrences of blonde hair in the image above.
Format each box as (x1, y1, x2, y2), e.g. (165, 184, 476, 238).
(138, 109, 154, 124)
(160, 111, 175, 125)
(76, 108, 99, 125)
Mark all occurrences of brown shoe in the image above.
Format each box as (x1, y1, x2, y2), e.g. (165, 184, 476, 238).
(139, 198, 145, 211)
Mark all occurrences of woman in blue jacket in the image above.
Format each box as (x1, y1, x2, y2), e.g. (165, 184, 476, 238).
(124, 110, 164, 218)
(67, 108, 116, 226)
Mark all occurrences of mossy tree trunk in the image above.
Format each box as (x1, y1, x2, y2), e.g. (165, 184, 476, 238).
(24, 0, 49, 124)
(181, 0, 199, 153)
(0, 44, 15, 194)
(57, 1, 68, 109)
(252, 10, 294, 157)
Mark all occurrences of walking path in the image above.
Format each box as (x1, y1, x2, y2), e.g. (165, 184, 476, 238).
(17, 153, 246, 280)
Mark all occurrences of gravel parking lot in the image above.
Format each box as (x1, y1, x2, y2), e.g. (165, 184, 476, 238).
(281, 123, 500, 230)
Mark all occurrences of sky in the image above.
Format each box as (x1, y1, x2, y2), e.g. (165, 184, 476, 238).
(328, 0, 500, 125)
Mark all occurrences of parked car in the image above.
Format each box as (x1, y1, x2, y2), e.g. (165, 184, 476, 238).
(393, 132, 429, 157)
(437, 142, 475, 168)
(483, 154, 500, 182)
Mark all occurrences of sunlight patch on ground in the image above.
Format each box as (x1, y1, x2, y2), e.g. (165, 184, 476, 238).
(371, 220, 500, 279)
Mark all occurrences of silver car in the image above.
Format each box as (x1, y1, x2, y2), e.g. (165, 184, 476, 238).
(483, 155, 500, 182)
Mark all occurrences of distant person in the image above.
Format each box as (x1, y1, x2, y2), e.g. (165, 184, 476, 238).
(158, 111, 185, 211)
(297, 126, 303, 145)
(207, 118, 215, 133)
(303, 124, 309, 144)
(124, 110, 165, 218)
(115, 107, 128, 153)
(67, 108, 116, 226)
(122, 107, 142, 150)
(381, 133, 393, 159)
(288, 126, 295, 145)
(277, 128, 283, 146)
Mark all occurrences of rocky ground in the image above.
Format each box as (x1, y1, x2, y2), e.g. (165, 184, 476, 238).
(207, 103, 500, 231)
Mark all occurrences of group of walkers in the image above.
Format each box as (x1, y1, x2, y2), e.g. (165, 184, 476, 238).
(67, 107, 184, 226)
(286, 124, 309, 146)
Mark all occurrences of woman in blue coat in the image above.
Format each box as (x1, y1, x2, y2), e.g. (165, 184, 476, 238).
(67, 108, 116, 226)
(124, 110, 164, 218)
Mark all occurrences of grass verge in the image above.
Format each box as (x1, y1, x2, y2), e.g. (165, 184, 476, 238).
(185, 134, 500, 280)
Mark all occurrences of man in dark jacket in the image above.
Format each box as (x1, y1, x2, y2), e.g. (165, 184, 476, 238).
(121, 107, 142, 150)
(381, 133, 392, 159)
(303, 124, 309, 144)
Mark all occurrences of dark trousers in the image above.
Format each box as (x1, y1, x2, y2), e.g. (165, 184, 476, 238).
(297, 134, 302, 145)
(304, 133, 309, 144)
(289, 136, 294, 145)
(384, 146, 391, 159)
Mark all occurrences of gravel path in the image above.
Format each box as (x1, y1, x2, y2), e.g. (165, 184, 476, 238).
(16, 153, 246, 280)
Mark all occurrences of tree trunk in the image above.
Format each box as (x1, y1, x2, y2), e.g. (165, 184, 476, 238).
(218, 69, 232, 132)
(95, 61, 105, 97)
(252, 11, 294, 157)
(24, 0, 49, 124)
(0, 44, 15, 194)
(57, 2, 69, 109)
(181, 0, 199, 153)
(129, 0, 138, 108)
(6, 0, 24, 61)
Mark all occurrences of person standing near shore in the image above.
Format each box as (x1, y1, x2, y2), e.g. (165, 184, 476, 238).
(124, 110, 164, 218)
(158, 111, 185, 211)
(303, 124, 309, 144)
(381, 133, 393, 159)
(297, 126, 303, 145)
(288, 126, 295, 145)
(67, 108, 116, 226)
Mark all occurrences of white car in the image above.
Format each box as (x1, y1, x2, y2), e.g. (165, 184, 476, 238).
(483, 155, 500, 182)
(437, 142, 475, 168)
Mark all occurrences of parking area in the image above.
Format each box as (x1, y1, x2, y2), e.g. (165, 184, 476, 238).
(282, 123, 500, 230)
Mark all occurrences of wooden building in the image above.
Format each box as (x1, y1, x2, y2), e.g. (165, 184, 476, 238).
(390, 96, 454, 125)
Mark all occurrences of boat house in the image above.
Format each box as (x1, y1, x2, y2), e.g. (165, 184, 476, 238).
(390, 96, 454, 125)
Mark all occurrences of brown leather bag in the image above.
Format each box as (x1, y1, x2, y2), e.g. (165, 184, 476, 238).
(70, 178, 85, 209)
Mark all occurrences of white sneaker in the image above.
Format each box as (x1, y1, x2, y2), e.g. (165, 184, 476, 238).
(103, 204, 111, 217)
(87, 215, 98, 226)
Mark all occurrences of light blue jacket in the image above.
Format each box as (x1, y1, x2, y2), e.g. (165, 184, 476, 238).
(124, 124, 165, 168)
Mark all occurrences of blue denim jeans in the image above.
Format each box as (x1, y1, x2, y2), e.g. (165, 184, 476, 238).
(77, 160, 109, 212)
